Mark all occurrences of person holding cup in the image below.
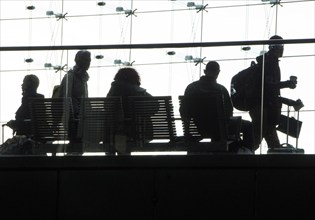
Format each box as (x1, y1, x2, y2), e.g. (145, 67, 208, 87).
(248, 35, 297, 151)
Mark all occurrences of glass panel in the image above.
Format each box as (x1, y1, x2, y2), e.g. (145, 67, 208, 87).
(0, 0, 314, 156)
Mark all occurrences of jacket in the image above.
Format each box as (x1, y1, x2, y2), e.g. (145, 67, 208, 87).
(15, 90, 44, 135)
(255, 52, 282, 123)
(180, 76, 234, 139)
(107, 81, 152, 97)
(59, 65, 89, 117)
(107, 81, 155, 141)
(180, 76, 233, 119)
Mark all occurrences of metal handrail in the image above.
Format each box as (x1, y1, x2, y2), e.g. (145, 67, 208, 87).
(0, 38, 314, 51)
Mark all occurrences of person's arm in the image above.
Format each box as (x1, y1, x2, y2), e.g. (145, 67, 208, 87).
(180, 87, 192, 121)
(279, 97, 304, 111)
(6, 120, 17, 131)
(59, 76, 66, 98)
(179, 96, 191, 139)
(278, 80, 296, 89)
(222, 88, 233, 118)
(179, 87, 193, 138)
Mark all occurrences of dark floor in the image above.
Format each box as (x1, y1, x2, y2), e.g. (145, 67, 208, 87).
(0, 154, 314, 220)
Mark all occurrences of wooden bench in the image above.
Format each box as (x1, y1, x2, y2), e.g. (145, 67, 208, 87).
(126, 96, 178, 151)
(29, 98, 76, 153)
(78, 97, 124, 153)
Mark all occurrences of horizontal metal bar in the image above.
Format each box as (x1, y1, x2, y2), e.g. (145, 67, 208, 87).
(1, 38, 314, 51)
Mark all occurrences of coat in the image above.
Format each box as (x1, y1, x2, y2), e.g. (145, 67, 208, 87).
(255, 52, 282, 124)
(107, 81, 155, 141)
(15, 90, 44, 135)
(180, 76, 233, 140)
(59, 65, 89, 117)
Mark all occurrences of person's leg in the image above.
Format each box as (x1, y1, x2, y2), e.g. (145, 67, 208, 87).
(240, 119, 255, 151)
(264, 124, 281, 148)
(68, 119, 83, 154)
(249, 107, 263, 150)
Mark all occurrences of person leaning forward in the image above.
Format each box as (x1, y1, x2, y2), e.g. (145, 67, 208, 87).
(180, 61, 254, 152)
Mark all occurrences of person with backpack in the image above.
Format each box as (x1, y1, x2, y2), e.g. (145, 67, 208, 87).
(248, 35, 297, 150)
(58, 50, 91, 148)
(59, 50, 91, 118)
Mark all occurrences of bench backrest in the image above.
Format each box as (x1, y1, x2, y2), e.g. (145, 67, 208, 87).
(179, 94, 228, 141)
(78, 97, 124, 145)
(127, 96, 177, 148)
(29, 98, 74, 142)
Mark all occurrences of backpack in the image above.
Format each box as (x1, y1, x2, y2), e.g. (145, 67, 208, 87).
(0, 135, 34, 155)
(52, 70, 75, 98)
(52, 85, 61, 98)
(230, 61, 261, 111)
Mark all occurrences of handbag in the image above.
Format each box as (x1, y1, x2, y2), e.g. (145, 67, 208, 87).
(0, 135, 33, 155)
(276, 115, 302, 138)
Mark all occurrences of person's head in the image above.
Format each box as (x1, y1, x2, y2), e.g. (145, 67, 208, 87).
(22, 74, 40, 92)
(75, 50, 91, 70)
(114, 67, 141, 86)
(204, 61, 220, 80)
(268, 35, 284, 58)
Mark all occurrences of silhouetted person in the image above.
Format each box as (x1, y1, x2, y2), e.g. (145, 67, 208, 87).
(180, 61, 254, 151)
(107, 67, 154, 115)
(59, 50, 91, 118)
(7, 74, 44, 136)
(107, 67, 152, 98)
(107, 67, 156, 144)
(249, 35, 297, 150)
(59, 50, 91, 146)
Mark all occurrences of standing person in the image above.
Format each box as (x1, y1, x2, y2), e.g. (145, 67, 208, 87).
(58, 50, 91, 146)
(59, 50, 91, 118)
(180, 61, 254, 152)
(7, 74, 44, 136)
(249, 35, 297, 150)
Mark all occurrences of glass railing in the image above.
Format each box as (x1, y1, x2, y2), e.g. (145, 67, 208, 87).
(0, 0, 314, 156)
(0, 39, 314, 156)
